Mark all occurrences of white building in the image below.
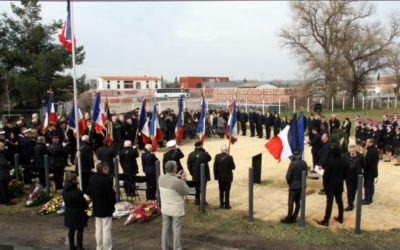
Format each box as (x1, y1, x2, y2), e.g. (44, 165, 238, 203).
(96, 76, 162, 90)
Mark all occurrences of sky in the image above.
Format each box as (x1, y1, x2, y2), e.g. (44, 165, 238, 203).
(0, 1, 399, 82)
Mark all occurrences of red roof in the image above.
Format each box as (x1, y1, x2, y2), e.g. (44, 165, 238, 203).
(99, 76, 160, 81)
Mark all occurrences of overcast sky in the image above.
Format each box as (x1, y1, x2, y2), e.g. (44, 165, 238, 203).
(0, 1, 399, 82)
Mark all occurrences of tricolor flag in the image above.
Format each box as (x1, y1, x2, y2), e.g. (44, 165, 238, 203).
(137, 99, 150, 144)
(150, 104, 163, 152)
(43, 90, 57, 132)
(58, 0, 76, 53)
(225, 99, 238, 144)
(196, 95, 207, 144)
(175, 95, 184, 145)
(297, 112, 305, 155)
(265, 125, 293, 161)
(288, 114, 300, 154)
(67, 102, 86, 136)
(91, 93, 105, 134)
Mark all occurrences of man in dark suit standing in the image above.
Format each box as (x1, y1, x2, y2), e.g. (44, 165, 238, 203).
(239, 109, 248, 136)
(363, 138, 379, 205)
(78, 135, 95, 194)
(48, 136, 66, 190)
(213, 144, 236, 209)
(163, 140, 184, 174)
(343, 144, 364, 211)
(248, 109, 256, 137)
(317, 146, 346, 226)
(119, 140, 139, 197)
(33, 136, 47, 187)
(256, 110, 263, 138)
(0, 142, 12, 205)
(281, 150, 307, 224)
(316, 133, 331, 194)
(308, 127, 322, 173)
(96, 139, 117, 176)
(328, 114, 340, 134)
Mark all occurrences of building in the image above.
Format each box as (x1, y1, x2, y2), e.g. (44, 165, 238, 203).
(97, 76, 162, 90)
(86, 79, 97, 89)
(201, 81, 275, 89)
(179, 76, 229, 88)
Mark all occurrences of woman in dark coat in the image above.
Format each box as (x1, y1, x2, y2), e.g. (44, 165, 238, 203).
(62, 173, 88, 250)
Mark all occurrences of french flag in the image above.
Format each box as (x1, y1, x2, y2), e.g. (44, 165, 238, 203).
(225, 99, 238, 144)
(58, 0, 76, 53)
(175, 96, 184, 145)
(150, 104, 163, 152)
(196, 95, 207, 144)
(91, 93, 105, 134)
(137, 99, 150, 144)
(43, 90, 57, 131)
(67, 102, 87, 136)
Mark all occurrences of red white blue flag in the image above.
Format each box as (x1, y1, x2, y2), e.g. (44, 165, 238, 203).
(196, 95, 207, 144)
(58, 0, 76, 53)
(43, 89, 57, 132)
(137, 99, 150, 144)
(91, 93, 105, 134)
(175, 95, 184, 145)
(150, 104, 163, 152)
(225, 99, 238, 144)
(67, 102, 87, 136)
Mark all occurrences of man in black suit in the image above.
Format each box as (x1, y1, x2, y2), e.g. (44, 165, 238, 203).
(281, 150, 308, 224)
(96, 138, 117, 176)
(248, 109, 256, 137)
(343, 144, 364, 211)
(363, 138, 379, 205)
(328, 114, 340, 134)
(78, 135, 95, 194)
(316, 133, 331, 196)
(118, 140, 139, 197)
(308, 127, 322, 173)
(239, 109, 248, 136)
(0, 142, 12, 205)
(256, 110, 263, 138)
(213, 144, 236, 209)
(163, 140, 184, 174)
(317, 146, 346, 226)
(33, 136, 47, 187)
(48, 136, 66, 190)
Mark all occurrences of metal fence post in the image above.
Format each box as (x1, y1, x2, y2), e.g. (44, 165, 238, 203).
(355, 174, 364, 234)
(44, 154, 50, 193)
(14, 154, 20, 181)
(200, 163, 206, 214)
(248, 167, 254, 222)
(113, 157, 121, 202)
(299, 170, 307, 227)
(156, 160, 161, 207)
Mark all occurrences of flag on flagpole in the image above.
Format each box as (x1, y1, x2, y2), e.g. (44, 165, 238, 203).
(104, 97, 113, 141)
(297, 112, 305, 155)
(175, 95, 184, 145)
(225, 99, 238, 144)
(196, 95, 207, 144)
(150, 104, 163, 152)
(265, 125, 293, 161)
(58, 0, 76, 53)
(43, 89, 57, 132)
(137, 99, 150, 144)
(91, 93, 105, 134)
(67, 102, 86, 136)
(288, 114, 300, 154)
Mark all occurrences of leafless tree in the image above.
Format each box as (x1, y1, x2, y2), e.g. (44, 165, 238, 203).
(387, 43, 400, 97)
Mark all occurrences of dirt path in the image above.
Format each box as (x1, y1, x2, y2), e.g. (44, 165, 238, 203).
(0, 213, 309, 250)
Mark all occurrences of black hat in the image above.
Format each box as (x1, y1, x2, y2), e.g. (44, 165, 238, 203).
(194, 141, 202, 147)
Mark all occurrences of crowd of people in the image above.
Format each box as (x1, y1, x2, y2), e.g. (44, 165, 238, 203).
(0, 107, 398, 249)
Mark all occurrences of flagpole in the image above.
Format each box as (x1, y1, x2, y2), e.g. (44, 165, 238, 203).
(228, 90, 238, 155)
(70, 0, 82, 190)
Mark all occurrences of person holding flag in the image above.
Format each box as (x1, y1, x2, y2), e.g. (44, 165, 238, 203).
(225, 98, 238, 153)
(175, 96, 185, 145)
(136, 99, 149, 150)
(196, 94, 207, 144)
(43, 89, 57, 133)
(149, 104, 164, 152)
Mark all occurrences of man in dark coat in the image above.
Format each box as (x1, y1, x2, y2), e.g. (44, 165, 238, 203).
(264, 112, 274, 139)
(33, 136, 47, 187)
(187, 141, 212, 205)
(62, 173, 88, 250)
(47, 136, 66, 190)
(78, 135, 95, 194)
(239, 109, 248, 136)
(19, 129, 35, 184)
(317, 133, 331, 194)
(363, 138, 379, 205)
(317, 146, 346, 226)
(248, 109, 256, 137)
(308, 127, 322, 172)
(119, 140, 139, 197)
(281, 151, 308, 224)
(96, 138, 117, 176)
(213, 144, 236, 209)
(343, 145, 364, 211)
(0, 142, 12, 205)
(256, 110, 263, 138)
(163, 140, 184, 174)
(89, 162, 116, 250)
(328, 115, 340, 134)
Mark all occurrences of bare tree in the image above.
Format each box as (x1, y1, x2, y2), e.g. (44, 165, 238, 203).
(387, 43, 400, 97)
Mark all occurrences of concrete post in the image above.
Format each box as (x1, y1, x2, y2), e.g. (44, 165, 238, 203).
(355, 174, 364, 234)
(248, 167, 254, 222)
(299, 170, 307, 227)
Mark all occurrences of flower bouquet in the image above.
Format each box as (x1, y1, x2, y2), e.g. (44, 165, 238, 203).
(84, 194, 93, 217)
(124, 201, 160, 225)
(38, 195, 64, 215)
(113, 201, 135, 219)
(26, 185, 51, 207)
(8, 179, 24, 199)
(56, 202, 65, 215)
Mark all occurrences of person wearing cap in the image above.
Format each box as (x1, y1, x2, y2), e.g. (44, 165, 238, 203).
(19, 128, 35, 185)
(79, 135, 95, 194)
(213, 144, 236, 209)
(317, 146, 346, 226)
(187, 141, 212, 205)
(394, 126, 400, 166)
(328, 115, 340, 134)
(163, 140, 184, 174)
(62, 172, 89, 250)
(119, 140, 139, 197)
(0, 142, 13, 205)
(343, 145, 364, 211)
(281, 149, 307, 224)
(48, 136, 66, 190)
(96, 138, 117, 176)
(363, 138, 379, 205)
(141, 144, 159, 200)
(384, 125, 394, 162)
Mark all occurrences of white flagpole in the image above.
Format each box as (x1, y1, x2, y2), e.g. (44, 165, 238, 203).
(70, 1, 82, 190)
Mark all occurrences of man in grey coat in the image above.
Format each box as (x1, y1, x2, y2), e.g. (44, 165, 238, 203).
(159, 161, 190, 250)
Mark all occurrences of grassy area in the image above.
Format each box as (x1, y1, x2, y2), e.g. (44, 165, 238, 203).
(183, 203, 400, 250)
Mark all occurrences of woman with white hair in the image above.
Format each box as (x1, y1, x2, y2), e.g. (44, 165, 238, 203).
(141, 144, 158, 200)
(213, 144, 236, 209)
